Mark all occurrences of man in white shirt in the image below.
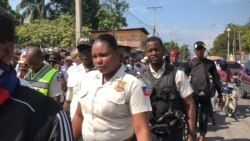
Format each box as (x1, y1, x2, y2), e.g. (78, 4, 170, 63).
(63, 37, 95, 119)
(139, 36, 195, 141)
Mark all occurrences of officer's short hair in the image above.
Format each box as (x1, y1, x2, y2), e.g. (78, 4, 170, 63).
(0, 6, 15, 44)
(145, 36, 163, 47)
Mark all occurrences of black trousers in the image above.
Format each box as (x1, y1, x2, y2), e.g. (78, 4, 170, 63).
(194, 97, 211, 135)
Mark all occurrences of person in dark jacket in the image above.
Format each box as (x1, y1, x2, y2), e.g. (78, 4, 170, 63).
(0, 7, 73, 141)
(188, 41, 222, 141)
(139, 36, 195, 141)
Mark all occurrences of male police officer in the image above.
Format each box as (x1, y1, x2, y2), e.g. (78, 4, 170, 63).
(139, 36, 195, 141)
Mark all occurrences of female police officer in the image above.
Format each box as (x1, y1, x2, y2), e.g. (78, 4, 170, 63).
(72, 34, 152, 141)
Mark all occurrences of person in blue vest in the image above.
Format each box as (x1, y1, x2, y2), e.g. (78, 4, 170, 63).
(24, 47, 62, 103)
(0, 6, 73, 140)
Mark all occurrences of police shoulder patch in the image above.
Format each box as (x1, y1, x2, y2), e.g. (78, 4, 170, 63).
(114, 80, 127, 92)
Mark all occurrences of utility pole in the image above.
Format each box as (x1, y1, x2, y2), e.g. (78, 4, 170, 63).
(148, 6, 161, 36)
(75, 0, 82, 46)
(233, 29, 236, 61)
(238, 31, 242, 64)
(227, 28, 230, 60)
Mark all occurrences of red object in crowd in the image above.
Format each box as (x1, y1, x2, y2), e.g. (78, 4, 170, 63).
(169, 49, 180, 56)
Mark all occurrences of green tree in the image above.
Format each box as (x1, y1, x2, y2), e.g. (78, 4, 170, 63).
(45, 0, 74, 20)
(0, 0, 21, 25)
(16, 0, 46, 22)
(180, 44, 190, 61)
(163, 40, 179, 53)
(239, 24, 250, 52)
(96, 0, 128, 30)
(16, 14, 75, 48)
(241, 30, 250, 51)
(0, 0, 12, 11)
(81, 0, 99, 30)
(210, 23, 250, 57)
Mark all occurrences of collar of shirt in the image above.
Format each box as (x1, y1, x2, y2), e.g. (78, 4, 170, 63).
(94, 64, 126, 86)
(149, 62, 165, 79)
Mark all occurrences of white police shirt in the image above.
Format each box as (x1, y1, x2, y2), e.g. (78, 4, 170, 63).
(79, 65, 152, 141)
(66, 64, 86, 118)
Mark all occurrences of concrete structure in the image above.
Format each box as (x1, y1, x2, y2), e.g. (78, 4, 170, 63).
(91, 28, 149, 50)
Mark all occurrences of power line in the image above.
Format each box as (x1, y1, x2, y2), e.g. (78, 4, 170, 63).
(125, 9, 153, 30)
(147, 6, 162, 36)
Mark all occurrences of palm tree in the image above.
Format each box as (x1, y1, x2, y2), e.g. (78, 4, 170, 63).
(16, 0, 46, 23)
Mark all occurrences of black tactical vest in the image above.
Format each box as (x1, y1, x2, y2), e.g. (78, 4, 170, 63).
(140, 63, 184, 120)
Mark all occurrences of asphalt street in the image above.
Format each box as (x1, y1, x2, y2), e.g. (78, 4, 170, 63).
(206, 87, 250, 141)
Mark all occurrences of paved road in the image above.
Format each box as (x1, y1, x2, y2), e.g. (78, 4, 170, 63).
(206, 87, 250, 141)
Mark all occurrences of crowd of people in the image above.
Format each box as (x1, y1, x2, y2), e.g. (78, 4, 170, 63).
(1, 6, 236, 141)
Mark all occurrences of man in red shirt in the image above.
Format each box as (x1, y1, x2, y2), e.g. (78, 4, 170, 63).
(217, 60, 234, 83)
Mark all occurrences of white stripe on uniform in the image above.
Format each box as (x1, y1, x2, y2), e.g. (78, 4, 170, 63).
(56, 110, 73, 141)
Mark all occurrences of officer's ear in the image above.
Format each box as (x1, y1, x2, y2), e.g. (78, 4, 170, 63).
(0, 42, 14, 63)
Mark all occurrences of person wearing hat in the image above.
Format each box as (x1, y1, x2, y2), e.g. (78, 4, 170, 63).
(48, 52, 69, 104)
(64, 49, 82, 76)
(169, 49, 190, 75)
(187, 41, 222, 141)
(169, 49, 180, 65)
(64, 56, 74, 72)
(63, 36, 95, 120)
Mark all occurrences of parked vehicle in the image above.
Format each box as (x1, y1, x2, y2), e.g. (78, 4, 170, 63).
(238, 61, 250, 98)
(227, 61, 242, 86)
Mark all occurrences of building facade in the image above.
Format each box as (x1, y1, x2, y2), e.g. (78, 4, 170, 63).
(91, 28, 149, 50)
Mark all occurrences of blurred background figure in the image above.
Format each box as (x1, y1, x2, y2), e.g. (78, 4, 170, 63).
(17, 53, 29, 79)
(48, 52, 68, 104)
(169, 49, 190, 75)
(217, 60, 234, 83)
(64, 56, 75, 73)
(169, 49, 180, 65)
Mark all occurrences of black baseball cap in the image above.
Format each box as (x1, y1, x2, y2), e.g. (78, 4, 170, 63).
(194, 41, 206, 49)
(76, 37, 94, 49)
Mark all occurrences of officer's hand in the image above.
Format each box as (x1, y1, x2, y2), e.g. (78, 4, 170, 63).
(187, 131, 196, 141)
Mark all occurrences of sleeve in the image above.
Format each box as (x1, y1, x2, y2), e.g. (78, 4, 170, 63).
(49, 73, 63, 98)
(129, 79, 152, 114)
(29, 108, 73, 141)
(186, 61, 193, 76)
(175, 70, 193, 98)
(210, 61, 222, 96)
(48, 110, 73, 141)
(65, 87, 73, 101)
